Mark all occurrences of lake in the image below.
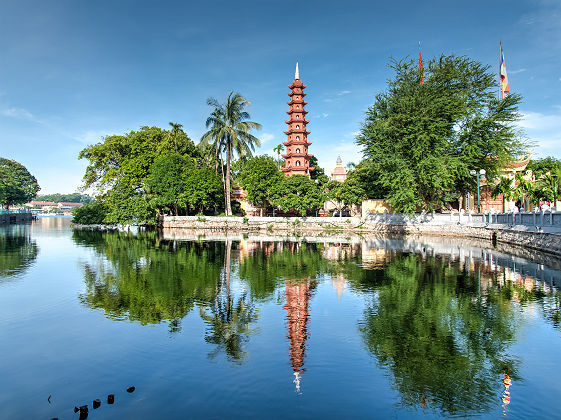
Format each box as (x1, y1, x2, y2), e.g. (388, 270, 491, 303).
(1, 217, 560, 419)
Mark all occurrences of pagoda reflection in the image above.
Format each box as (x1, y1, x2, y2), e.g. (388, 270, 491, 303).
(284, 276, 316, 393)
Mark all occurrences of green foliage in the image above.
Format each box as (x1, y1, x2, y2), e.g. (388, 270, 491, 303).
(326, 177, 367, 214)
(35, 193, 93, 204)
(200, 92, 262, 215)
(78, 125, 222, 224)
(357, 55, 527, 213)
(491, 176, 513, 212)
(186, 166, 224, 214)
(309, 155, 326, 181)
(238, 155, 283, 214)
(104, 182, 155, 225)
(527, 157, 561, 178)
(146, 153, 192, 215)
(271, 175, 324, 216)
(0, 158, 40, 209)
(72, 201, 108, 225)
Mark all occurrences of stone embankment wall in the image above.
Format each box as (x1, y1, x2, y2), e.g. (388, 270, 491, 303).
(0, 212, 33, 225)
(162, 214, 561, 257)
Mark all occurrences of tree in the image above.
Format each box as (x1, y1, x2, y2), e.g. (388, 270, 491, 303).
(146, 153, 192, 216)
(357, 55, 527, 213)
(72, 201, 108, 224)
(538, 169, 561, 207)
(185, 166, 224, 215)
(238, 156, 283, 216)
(309, 155, 327, 182)
(78, 126, 200, 224)
(200, 92, 262, 216)
(491, 176, 513, 212)
(0, 158, 40, 209)
(326, 177, 367, 216)
(272, 144, 284, 169)
(272, 175, 324, 216)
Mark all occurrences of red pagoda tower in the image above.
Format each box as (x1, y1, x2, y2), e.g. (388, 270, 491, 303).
(282, 63, 314, 176)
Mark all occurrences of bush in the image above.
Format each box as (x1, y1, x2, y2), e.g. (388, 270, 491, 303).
(72, 202, 108, 225)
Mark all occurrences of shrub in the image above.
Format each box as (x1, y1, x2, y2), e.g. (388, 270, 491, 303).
(72, 202, 108, 225)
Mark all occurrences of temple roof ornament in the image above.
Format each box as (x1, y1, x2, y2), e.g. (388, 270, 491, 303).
(295, 62, 299, 80)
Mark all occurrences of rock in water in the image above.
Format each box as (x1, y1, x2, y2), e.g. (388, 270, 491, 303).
(126, 386, 135, 393)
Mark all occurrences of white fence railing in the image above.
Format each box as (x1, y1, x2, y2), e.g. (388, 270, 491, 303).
(364, 210, 561, 228)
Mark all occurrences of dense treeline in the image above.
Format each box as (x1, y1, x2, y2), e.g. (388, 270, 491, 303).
(35, 193, 93, 203)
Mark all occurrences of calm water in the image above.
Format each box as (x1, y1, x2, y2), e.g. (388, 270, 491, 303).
(1, 218, 560, 419)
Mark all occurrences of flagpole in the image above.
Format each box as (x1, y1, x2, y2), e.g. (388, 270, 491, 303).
(499, 41, 502, 100)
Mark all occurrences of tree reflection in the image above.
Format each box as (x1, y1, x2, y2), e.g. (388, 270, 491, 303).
(74, 230, 223, 331)
(359, 254, 521, 416)
(199, 240, 259, 363)
(0, 225, 38, 279)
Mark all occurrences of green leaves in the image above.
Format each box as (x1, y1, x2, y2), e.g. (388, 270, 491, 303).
(357, 54, 528, 213)
(238, 155, 283, 212)
(271, 175, 324, 216)
(0, 158, 40, 209)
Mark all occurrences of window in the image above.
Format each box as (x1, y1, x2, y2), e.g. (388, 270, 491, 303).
(296, 125, 300, 129)
(296, 115, 299, 119)
(296, 136, 300, 140)
(296, 161, 301, 166)
(296, 148, 300, 153)
(296, 105, 300, 109)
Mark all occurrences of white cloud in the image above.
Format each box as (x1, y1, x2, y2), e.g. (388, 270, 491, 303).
(1, 107, 34, 120)
(509, 68, 526, 75)
(337, 90, 351, 96)
(260, 132, 274, 143)
(518, 108, 561, 158)
(322, 113, 329, 118)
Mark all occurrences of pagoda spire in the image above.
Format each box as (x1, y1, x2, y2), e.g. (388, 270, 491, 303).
(281, 64, 314, 176)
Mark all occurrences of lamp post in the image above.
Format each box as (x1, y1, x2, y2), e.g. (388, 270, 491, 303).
(470, 169, 486, 213)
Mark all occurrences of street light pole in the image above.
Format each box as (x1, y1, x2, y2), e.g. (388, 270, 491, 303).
(470, 169, 486, 213)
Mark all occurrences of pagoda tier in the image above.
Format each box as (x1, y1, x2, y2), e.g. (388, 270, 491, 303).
(286, 109, 309, 115)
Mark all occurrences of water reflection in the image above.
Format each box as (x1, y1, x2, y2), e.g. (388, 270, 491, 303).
(0, 224, 39, 279)
(73, 230, 561, 416)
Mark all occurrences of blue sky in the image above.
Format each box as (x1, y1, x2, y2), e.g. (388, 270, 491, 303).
(1, 0, 560, 194)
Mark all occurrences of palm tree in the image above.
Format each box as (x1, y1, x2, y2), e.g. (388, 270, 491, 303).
(273, 144, 284, 169)
(491, 176, 513, 212)
(540, 169, 561, 209)
(200, 92, 261, 215)
(168, 122, 183, 151)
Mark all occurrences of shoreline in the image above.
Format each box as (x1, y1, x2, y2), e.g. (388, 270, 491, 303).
(72, 214, 561, 258)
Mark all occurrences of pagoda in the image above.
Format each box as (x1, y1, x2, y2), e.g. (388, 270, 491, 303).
(282, 62, 314, 176)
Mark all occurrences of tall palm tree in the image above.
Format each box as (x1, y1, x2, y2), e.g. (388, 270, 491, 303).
(169, 122, 183, 151)
(273, 143, 284, 169)
(491, 176, 513, 212)
(200, 92, 261, 215)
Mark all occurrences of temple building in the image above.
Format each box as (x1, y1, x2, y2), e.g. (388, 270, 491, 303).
(331, 156, 347, 182)
(282, 63, 314, 177)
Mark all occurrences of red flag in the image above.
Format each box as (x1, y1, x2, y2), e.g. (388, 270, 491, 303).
(419, 41, 425, 85)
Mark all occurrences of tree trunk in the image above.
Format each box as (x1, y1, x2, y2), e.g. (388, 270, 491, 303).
(225, 143, 232, 216)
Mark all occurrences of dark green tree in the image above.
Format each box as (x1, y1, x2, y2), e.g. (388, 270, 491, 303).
(200, 92, 262, 216)
(185, 166, 224, 215)
(0, 158, 40, 209)
(271, 174, 324, 216)
(72, 201, 108, 224)
(238, 155, 283, 216)
(146, 153, 192, 216)
(357, 55, 527, 213)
